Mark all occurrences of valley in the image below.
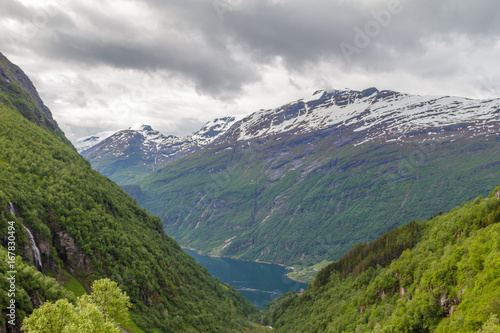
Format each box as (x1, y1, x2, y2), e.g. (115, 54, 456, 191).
(1, 44, 499, 333)
(78, 88, 500, 269)
(2, 0, 500, 331)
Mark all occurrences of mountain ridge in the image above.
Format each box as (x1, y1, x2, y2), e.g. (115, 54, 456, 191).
(125, 87, 499, 267)
(77, 117, 239, 184)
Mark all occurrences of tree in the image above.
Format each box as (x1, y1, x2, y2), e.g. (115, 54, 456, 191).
(88, 278, 131, 323)
(21, 299, 75, 333)
(478, 314, 500, 333)
(22, 279, 130, 333)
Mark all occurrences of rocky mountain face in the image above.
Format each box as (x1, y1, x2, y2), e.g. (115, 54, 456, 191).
(77, 118, 238, 185)
(117, 88, 499, 267)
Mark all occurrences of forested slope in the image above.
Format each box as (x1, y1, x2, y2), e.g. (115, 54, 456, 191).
(262, 186, 500, 332)
(0, 52, 260, 332)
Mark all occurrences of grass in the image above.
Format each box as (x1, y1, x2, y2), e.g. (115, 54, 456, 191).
(119, 317, 146, 333)
(62, 270, 88, 297)
(287, 260, 333, 283)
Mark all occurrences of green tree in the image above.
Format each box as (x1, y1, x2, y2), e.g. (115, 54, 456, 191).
(21, 299, 75, 333)
(22, 279, 129, 333)
(64, 299, 121, 333)
(87, 278, 131, 323)
(478, 314, 500, 333)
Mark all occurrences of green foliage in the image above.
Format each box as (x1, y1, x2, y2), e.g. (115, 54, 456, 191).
(262, 187, 500, 332)
(133, 128, 500, 267)
(477, 314, 500, 333)
(315, 220, 424, 287)
(287, 260, 332, 284)
(0, 245, 75, 328)
(22, 279, 128, 333)
(22, 299, 76, 333)
(0, 94, 258, 331)
(87, 278, 131, 323)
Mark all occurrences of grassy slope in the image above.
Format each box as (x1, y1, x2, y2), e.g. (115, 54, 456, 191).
(0, 65, 260, 331)
(135, 132, 500, 267)
(262, 186, 500, 332)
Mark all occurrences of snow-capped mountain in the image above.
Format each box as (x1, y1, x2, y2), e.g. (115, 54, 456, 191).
(128, 88, 499, 266)
(77, 88, 499, 186)
(77, 117, 239, 184)
(74, 130, 118, 152)
(76, 87, 500, 265)
(217, 88, 499, 145)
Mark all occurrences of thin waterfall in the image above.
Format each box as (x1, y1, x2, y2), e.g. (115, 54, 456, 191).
(23, 226, 44, 273)
(8, 202, 44, 273)
(8, 202, 15, 216)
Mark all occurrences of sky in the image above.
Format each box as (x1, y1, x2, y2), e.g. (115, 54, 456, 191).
(1, 0, 500, 141)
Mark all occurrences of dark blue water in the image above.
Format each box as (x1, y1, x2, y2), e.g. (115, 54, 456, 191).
(184, 249, 308, 310)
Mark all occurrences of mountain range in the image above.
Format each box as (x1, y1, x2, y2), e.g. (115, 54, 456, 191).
(2, 49, 500, 333)
(76, 118, 238, 184)
(77, 87, 500, 268)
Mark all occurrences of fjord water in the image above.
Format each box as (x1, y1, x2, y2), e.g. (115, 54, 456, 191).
(184, 249, 308, 310)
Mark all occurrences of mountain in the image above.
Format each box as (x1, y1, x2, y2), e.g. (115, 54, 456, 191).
(78, 118, 238, 185)
(126, 88, 500, 267)
(74, 129, 118, 153)
(261, 186, 500, 332)
(0, 52, 68, 145)
(0, 52, 261, 332)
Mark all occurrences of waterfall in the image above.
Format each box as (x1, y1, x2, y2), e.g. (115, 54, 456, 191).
(24, 227, 44, 273)
(8, 202, 15, 216)
(8, 202, 44, 273)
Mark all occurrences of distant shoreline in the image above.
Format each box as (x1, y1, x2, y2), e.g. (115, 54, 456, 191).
(182, 246, 301, 277)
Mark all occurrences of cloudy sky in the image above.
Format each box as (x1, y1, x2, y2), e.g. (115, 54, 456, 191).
(1, 0, 499, 141)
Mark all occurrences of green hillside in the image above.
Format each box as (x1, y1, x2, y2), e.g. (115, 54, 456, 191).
(0, 53, 259, 332)
(262, 186, 500, 332)
(134, 130, 500, 267)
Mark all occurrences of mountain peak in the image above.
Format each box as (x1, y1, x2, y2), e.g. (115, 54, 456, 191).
(0, 52, 68, 143)
(128, 124, 154, 132)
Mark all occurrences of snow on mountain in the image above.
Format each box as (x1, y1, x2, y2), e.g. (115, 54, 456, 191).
(75, 117, 239, 154)
(192, 117, 239, 145)
(76, 88, 499, 185)
(75, 116, 240, 184)
(74, 130, 118, 152)
(222, 88, 499, 144)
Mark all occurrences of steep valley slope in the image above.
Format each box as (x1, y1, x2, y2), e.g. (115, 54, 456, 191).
(261, 186, 500, 332)
(0, 52, 261, 332)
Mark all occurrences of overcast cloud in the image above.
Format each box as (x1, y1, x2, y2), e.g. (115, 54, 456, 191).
(1, 0, 499, 140)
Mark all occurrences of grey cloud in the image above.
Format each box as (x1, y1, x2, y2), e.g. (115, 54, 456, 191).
(1, 0, 500, 99)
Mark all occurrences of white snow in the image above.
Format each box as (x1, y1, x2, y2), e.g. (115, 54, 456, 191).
(234, 90, 500, 143)
(73, 130, 118, 152)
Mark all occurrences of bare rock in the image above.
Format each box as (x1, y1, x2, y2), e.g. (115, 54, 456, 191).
(54, 230, 93, 275)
